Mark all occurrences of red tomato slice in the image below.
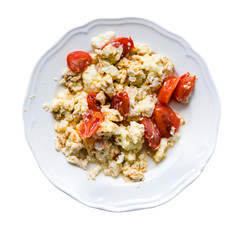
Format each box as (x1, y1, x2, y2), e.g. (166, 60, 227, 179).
(110, 92, 130, 120)
(67, 51, 92, 72)
(141, 117, 161, 150)
(101, 37, 134, 57)
(174, 72, 196, 103)
(158, 76, 180, 103)
(152, 103, 180, 138)
(87, 92, 101, 111)
(78, 110, 104, 138)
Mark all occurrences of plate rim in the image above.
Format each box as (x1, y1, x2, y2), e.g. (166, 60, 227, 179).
(23, 17, 221, 212)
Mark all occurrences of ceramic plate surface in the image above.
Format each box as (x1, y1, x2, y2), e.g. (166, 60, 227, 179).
(23, 18, 220, 212)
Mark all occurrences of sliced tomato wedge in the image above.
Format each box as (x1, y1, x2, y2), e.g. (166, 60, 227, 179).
(158, 76, 180, 103)
(110, 92, 130, 120)
(78, 110, 104, 138)
(101, 37, 134, 57)
(151, 103, 180, 138)
(67, 51, 92, 72)
(141, 117, 161, 150)
(174, 72, 196, 103)
(87, 92, 101, 111)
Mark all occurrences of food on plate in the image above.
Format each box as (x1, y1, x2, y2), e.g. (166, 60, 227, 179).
(110, 92, 130, 120)
(45, 31, 196, 181)
(158, 76, 180, 103)
(101, 37, 134, 57)
(151, 103, 180, 138)
(141, 117, 161, 150)
(78, 110, 105, 138)
(173, 72, 196, 103)
(67, 51, 92, 72)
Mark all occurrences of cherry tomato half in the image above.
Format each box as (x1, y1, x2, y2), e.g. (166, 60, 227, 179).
(67, 51, 92, 72)
(110, 92, 130, 120)
(101, 37, 134, 58)
(152, 103, 180, 138)
(78, 110, 104, 139)
(173, 72, 196, 103)
(141, 117, 161, 151)
(158, 76, 180, 103)
(87, 92, 101, 111)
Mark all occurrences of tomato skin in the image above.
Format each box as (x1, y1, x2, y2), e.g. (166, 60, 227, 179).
(158, 76, 180, 103)
(152, 103, 180, 138)
(101, 37, 134, 57)
(110, 92, 130, 120)
(87, 92, 101, 111)
(78, 110, 104, 139)
(174, 72, 196, 103)
(141, 117, 161, 150)
(67, 51, 92, 72)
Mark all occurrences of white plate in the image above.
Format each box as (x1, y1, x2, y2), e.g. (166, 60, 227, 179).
(23, 18, 220, 212)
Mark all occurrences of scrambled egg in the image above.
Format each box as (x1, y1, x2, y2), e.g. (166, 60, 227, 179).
(47, 31, 181, 182)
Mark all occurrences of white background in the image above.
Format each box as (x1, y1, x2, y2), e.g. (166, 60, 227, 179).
(1, 0, 239, 239)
